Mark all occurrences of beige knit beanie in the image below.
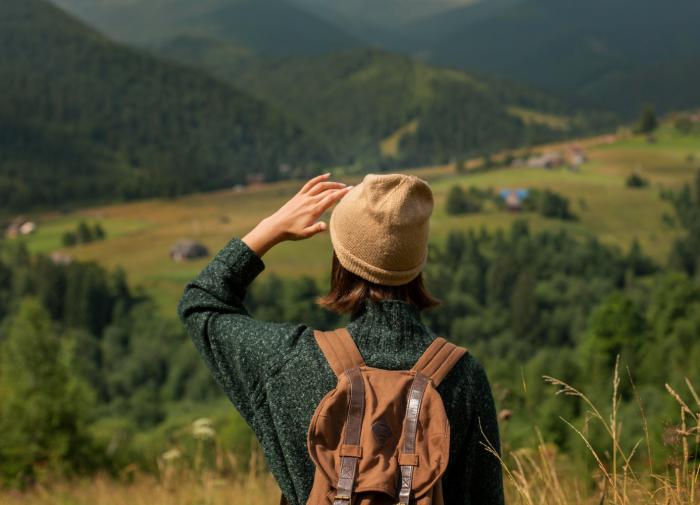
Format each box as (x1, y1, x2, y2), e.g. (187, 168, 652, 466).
(329, 173, 434, 286)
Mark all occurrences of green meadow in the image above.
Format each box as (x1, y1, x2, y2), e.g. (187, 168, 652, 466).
(17, 126, 700, 314)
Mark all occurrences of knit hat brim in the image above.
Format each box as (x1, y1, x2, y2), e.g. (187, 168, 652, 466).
(330, 204, 428, 287)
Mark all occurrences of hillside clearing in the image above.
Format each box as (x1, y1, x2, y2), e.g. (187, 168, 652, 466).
(14, 128, 700, 314)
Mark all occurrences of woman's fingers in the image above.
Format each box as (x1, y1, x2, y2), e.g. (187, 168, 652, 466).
(284, 179, 352, 241)
(315, 186, 353, 212)
(299, 221, 328, 238)
(300, 172, 330, 194)
(308, 181, 347, 196)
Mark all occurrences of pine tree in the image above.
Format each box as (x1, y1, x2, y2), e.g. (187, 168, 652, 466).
(0, 299, 96, 485)
(510, 271, 538, 339)
(446, 185, 467, 215)
(634, 104, 658, 134)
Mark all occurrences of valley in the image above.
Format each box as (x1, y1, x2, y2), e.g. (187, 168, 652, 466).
(17, 126, 700, 313)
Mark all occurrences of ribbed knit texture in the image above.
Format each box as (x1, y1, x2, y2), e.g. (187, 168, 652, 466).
(330, 174, 433, 286)
(178, 238, 504, 505)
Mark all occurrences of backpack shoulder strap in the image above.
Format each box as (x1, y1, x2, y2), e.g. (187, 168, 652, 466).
(411, 337, 467, 387)
(313, 328, 365, 378)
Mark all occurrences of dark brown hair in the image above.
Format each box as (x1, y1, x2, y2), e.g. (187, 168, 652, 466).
(317, 252, 440, 315)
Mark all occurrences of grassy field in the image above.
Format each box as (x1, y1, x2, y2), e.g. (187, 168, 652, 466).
(3, 366, 698, 505)
(13, 127, 700, 314)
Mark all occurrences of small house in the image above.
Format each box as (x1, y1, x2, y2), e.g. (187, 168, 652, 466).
(499, 189, 529, 211)
(527, 152, 565, 169)
(4, 217, 37, 239)
(50, 251, 73, 265)
(19, 221, 36, 235)
(170, 239, 209, 262)
(568, 145, 587, 170)
(4, 222, 20, 239)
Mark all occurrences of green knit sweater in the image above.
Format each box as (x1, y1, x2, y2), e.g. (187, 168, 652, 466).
(178, 238, 504, 505)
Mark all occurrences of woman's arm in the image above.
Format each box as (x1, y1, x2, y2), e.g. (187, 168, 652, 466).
(177, 174, 351, 423)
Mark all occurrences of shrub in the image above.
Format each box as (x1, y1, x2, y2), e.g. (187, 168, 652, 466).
(626, 173, 649, 188)
(445, 185, 482, 215)
(524, 189, 575, 220)
(62, 221, 107, 247)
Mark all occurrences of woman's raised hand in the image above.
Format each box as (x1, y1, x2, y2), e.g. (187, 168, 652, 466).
(242, 173, 353, 257)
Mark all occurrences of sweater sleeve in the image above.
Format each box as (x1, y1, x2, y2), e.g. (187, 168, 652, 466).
(177, 237, 309, 425)
(465, 361, 505, 505)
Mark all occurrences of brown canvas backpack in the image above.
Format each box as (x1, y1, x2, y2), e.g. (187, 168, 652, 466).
(296, 327, 467, 505)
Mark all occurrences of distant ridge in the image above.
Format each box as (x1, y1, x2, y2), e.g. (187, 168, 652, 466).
(239, 0, 700, 116)
(49, 0, 362, 56)
(159, 42, 616, 165)
(422, 0, 700, 115)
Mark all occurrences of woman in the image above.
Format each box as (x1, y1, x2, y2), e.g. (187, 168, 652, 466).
(178, 173, 504, 504)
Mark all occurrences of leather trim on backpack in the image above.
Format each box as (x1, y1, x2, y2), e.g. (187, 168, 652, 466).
(397, 373, 430, 504)
(333, 366, 365, 504)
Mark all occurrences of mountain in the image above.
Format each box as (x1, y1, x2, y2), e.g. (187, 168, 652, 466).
(582, 57, 700, 115)
(396, 0, 524, 52)
(283, 0, 483, 48)
(66, 0, 700, 116)
(261, 0, 700, 115)
(159, 40, 616, 166)
(289, 0, 480, 25)
(49, 0, 362, 56)
(423, 0, 700, 115)
(0, 0, 327, 211)
(286, 0, 524, 51)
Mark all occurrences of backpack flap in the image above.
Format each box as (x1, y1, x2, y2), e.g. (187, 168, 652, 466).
(307, 368, 451, 501)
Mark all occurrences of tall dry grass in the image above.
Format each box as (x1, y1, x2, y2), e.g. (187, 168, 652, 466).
(2, 361, 698, 505)
(0, 473, 279, 505)
(0, 417, 281, 505)
(492, 357, 700, 505)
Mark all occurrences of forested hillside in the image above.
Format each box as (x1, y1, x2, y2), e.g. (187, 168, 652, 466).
(49, 0, 361, 55)
(0, 0, 327, 212)
(158, 44, 615, 165)
(423, 0, 700, 115)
